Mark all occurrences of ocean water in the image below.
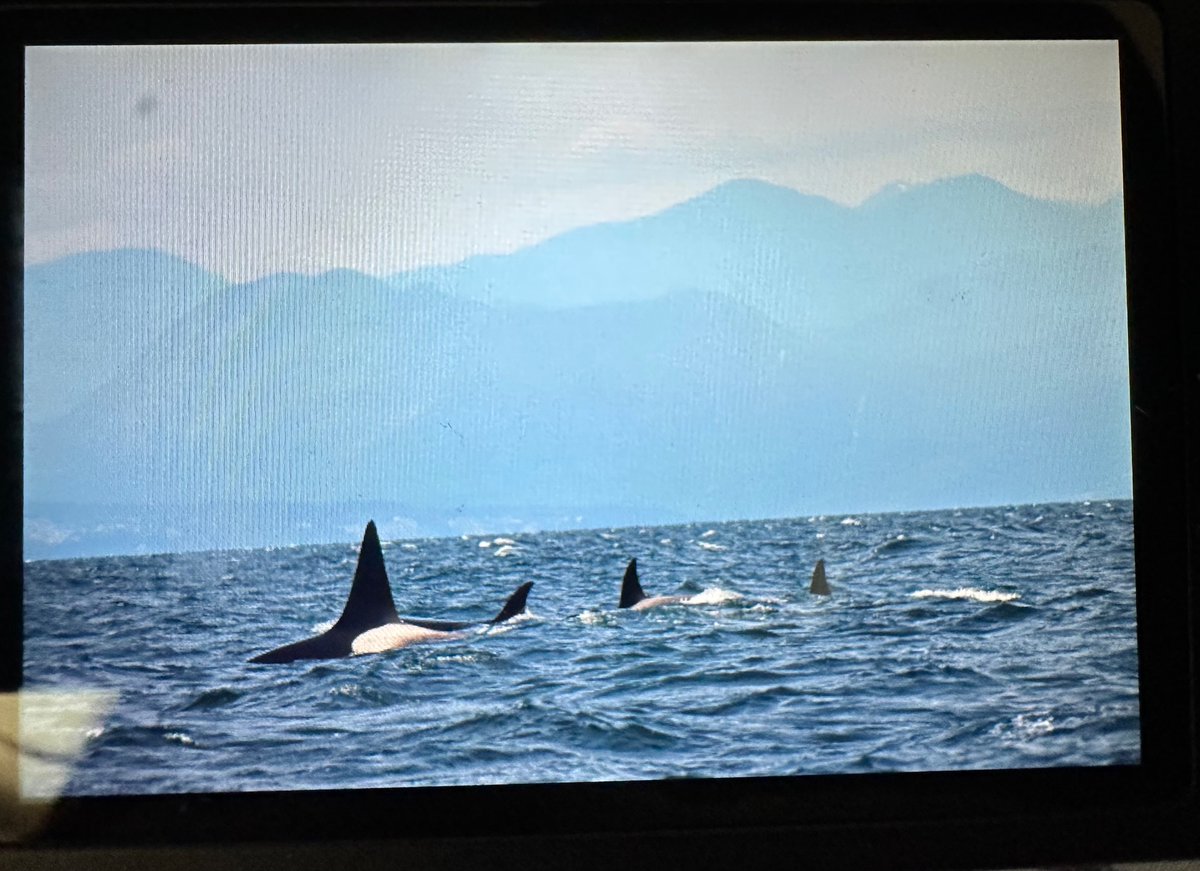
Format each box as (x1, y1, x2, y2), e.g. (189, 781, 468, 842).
(22, 500, 1140, 796)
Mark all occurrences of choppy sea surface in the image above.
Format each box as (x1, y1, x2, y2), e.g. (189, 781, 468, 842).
(22, 500, 1139, 796)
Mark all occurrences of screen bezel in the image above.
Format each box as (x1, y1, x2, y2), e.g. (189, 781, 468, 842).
(2, 1, 1195, 867)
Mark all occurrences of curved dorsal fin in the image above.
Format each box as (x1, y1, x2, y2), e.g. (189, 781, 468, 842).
(810, 558, 831, 596)
(490, 581, 534, 623)
(619, 558, 646, 608)
(332, 521, 400, 634)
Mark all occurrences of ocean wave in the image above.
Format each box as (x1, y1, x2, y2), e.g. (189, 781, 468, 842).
(911, 588, 1021, 603)
(697, 541, 726, 552)
(990, 712, 1058, 742)
(328, 683, 396, 706)
(875, 534, 925, 554)
(957, 601, 1033, 624)
(91, 724, 198, 750)
(183, 687, 243, 711)
(422, 652, 484, 666)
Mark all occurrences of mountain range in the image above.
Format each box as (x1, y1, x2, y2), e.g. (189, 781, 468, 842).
(23, 174, 1131, 558)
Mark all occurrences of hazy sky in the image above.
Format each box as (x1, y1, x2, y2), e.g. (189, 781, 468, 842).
(25, 41, 1122, 281)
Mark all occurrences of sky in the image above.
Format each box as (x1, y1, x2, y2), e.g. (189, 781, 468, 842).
(24, 40, 1123, 282)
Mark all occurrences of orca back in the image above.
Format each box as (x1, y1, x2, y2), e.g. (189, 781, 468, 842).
(810, 558, 831, 596)
(248, 631, 353, 664)
(401, 581, 534, 631)
(331, 520, 400, 635)
(619, 558, 646, 608)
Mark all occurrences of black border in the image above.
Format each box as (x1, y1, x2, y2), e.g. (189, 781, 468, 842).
(2, 2, 1196, 869)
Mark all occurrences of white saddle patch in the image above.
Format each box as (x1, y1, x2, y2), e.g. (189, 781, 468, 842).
(631, 595, 688, 611)
(350, 622, 455, 655)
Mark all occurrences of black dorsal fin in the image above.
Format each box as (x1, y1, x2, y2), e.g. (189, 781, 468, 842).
(490, 581, 534, 623)
(331, 521, 400, 634)
(619, 558, 646, 608)
(810, 558, 831, 596)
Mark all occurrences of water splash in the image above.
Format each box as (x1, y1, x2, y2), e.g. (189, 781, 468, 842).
(911, 588, 1021, 603)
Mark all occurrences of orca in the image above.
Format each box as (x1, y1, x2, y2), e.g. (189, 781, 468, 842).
(249, 521, 533, 664)
(810, 558, 831, 596)
(618, 558, 690, 610)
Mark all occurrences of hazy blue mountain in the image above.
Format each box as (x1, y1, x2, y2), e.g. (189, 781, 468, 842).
(23, 175, 1131, 558)
(23, 248, 222, 425)
(392, 174, 1124, 334)
(392, 178, 865, 339)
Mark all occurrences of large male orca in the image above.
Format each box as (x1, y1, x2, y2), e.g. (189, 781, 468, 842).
(809, 558, 832, 596)
(618, 558, 691, 610)
(249, 521, 533, 664)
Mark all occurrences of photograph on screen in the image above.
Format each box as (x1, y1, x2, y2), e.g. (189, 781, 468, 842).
(21, 40, 1136, 795)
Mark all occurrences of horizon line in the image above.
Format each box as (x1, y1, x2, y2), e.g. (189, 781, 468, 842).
(24, 494, 1133, 563)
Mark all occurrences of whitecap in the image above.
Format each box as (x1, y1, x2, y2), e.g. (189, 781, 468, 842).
(479, 540, 492, 548)
(840, 517, 862, 526)
(700, 529, 718, 539)
(697, 541, 726, 552)
(483, 613, 534, 635)
(1014, 713, 1056, 735)
(685, 588, 742, 605)
(659, 538, 672, 545)
(427, 653, 480, 665)
(493, 545, 515, 557)
(164, 732, 196, 747)
(401, 543, 418, 550)
(991, 712, 1056, 741)
(493, 537, 516, 546)
(910, 588, 1021, 603)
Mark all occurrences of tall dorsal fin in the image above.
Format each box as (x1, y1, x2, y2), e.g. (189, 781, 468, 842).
(810, 558, 831, 596)
(331, 521, 400, 634)
(619, 558, 646, 608)
(490, 581, 533, 623)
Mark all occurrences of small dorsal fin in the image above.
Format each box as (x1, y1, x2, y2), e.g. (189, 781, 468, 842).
(619, 558, 646, 608)
(490, 581, 534, 623)
(810, 558, 831, 596)
(332, 521, 400, 634)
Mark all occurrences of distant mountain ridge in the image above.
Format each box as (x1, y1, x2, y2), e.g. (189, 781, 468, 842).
(23, 174, 1130, 558)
